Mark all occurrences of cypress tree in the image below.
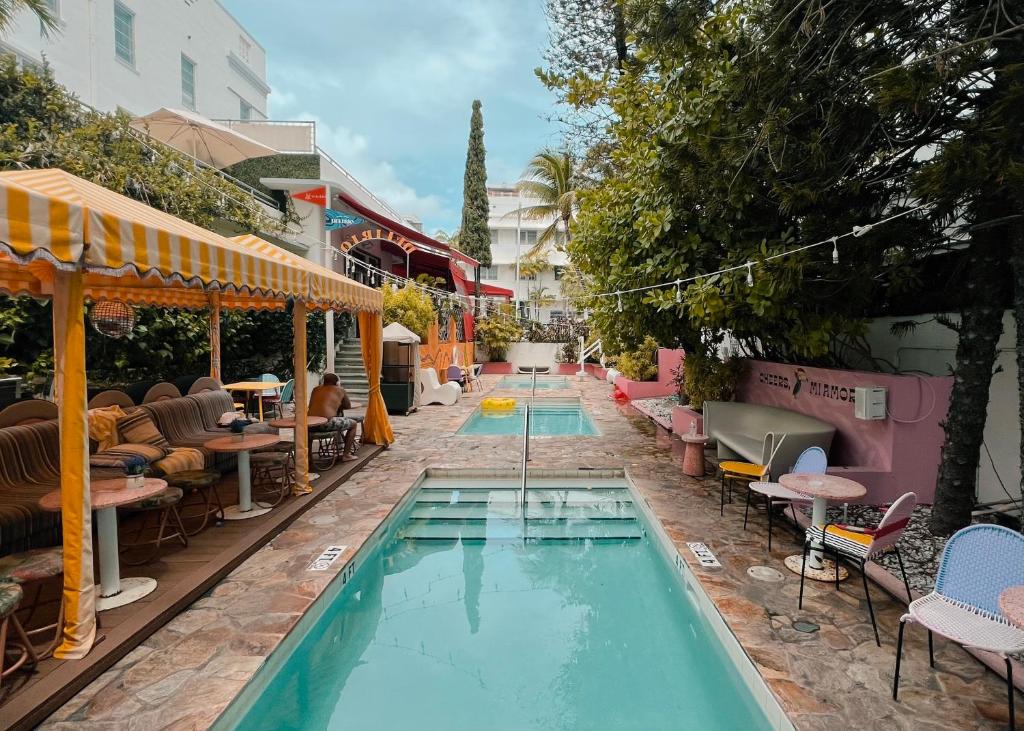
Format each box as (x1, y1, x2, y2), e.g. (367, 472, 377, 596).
(459, 100, 492, 314)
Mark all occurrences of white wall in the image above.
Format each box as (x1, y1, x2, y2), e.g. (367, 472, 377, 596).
(0, 0, 268, 119)
(864, 312, 1020, 505)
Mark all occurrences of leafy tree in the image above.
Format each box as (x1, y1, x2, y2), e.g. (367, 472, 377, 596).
(513, 149, 577, 252)
(0, 0, 58, 37)
(0, 61, 321, 390)
(458, 100, 492, 314)
(474, 313, 523, 362)
(382, 283, 436, 341)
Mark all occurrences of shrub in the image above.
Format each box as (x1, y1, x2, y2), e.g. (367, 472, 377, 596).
(474, 316, 523, 361)
(382, 283, 436, 340)
(616, 335, 659, 381)
(683, 353, 746, 411)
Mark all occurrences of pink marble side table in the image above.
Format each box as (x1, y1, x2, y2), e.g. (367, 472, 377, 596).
(680, 434, 709, 477)
(779, 472, 867, 582)
(999, 586, 1024, 629)
(40, 477, 168, 611)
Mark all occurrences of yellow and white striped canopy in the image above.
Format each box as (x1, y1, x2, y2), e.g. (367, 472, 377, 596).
(0, 168, 380, 311)
(229, 234, 382, 313)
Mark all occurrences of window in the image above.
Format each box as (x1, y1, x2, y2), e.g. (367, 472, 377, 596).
(181, 54, 196, 110)
(41, 0, 59, 33)
(488, 228, 499, 241)
(239, 99, 253, 120)
(238, 35, 252, 64)
(553, 265, 565, 280)
(479, 265, 497, 280)
(113, 2, 134, 66)
(519, 230, 538, 247)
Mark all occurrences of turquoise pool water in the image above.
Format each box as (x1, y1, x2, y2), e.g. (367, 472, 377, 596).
(219, 477, 774, 731)
(456, 399, 599, 436)
(497, 375, 570, 389)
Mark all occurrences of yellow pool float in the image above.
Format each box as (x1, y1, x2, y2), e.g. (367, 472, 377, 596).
(481, 397, 517, 411)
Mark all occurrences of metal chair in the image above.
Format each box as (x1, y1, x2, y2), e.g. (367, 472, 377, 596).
(258, 373, 282, 420)
(800, 492, 917, 646)
(743, 446, 824, 549)
(894, 523, 1024, 729)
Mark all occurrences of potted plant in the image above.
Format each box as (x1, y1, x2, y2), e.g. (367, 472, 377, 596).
(123, 456, 147, 489)
(474, 316, 523, 362)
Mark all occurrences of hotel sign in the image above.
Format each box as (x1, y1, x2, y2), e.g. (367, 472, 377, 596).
(340, 227, 418, 254)
(292, 186, 326, 206)
(757, 366, 856, 403)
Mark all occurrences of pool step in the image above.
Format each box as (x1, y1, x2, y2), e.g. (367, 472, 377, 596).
(400, 517, 643, 541)
(409, 503, 637, 521)
(416, 488, 632, 506)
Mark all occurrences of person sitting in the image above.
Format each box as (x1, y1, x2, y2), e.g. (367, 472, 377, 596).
(308, 373, 358, 463)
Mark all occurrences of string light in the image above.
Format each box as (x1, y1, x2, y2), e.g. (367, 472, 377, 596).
(745, 262, 754, 286)
(831, 236, 839, 264)
(616, 291, 623, 312)
(852, 224, 872, 237)
(675, 279, 682, 303)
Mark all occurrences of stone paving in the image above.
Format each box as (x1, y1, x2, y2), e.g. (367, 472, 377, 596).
(41, 376, 1021, 730)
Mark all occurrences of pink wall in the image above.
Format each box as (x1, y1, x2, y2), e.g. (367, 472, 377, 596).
(737, 360, 952, 504)
(480, 362, 513, 375)
(613, 348, 685, 400)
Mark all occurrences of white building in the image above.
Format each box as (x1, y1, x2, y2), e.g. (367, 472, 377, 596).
(0, 0, 269, 119)
(486, 186, 571, 322)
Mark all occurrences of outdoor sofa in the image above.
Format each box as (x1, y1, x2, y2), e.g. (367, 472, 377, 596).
(703, 400, 836, 478)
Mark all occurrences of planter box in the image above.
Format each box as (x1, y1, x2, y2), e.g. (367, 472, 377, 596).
(480, 362, 513, 375)
(614, 376, 678, 400)
(556, 363, 579, 376)
(671, 405, 704, 436)
(583, 363, 607, 380)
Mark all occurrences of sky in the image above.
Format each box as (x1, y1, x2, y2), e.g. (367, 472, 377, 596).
(222, 0, 561, 235)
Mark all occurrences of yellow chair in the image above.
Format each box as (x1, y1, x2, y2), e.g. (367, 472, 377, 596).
(719, 460, 768, 516)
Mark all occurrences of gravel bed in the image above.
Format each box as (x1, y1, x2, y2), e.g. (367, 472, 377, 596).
(630, 396, 681, 429)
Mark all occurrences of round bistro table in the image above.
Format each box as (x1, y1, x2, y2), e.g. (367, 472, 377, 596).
(40, 478, 168, 611)
(204, 433, 281, 520)
(779, 472, 867, 582)
(680, 434, 709, 477)
(999, 586, 1024, 629)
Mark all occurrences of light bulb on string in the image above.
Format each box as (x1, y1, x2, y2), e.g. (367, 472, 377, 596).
(616, 291, 623, 312)
(746, 262, 754, 287)
(675, 279, 682, 303)
(831, 237, 839, 264)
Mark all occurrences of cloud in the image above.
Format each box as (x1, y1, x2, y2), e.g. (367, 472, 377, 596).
(226, 0, 557, 232)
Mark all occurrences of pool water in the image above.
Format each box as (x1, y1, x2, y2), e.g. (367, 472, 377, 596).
(456, 398, 599, 436)
(497, 375, 570, 389)
(219, 476, 775, 731)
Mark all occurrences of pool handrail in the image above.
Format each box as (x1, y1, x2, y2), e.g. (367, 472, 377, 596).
(521, 402, 530, 519)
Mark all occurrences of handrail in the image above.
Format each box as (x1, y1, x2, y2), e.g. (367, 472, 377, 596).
(531, 367, 537, 399)
(578, 338, 603, 376)
(520, 402, 530, 519)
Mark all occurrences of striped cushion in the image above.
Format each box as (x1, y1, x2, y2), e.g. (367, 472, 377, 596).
(117, 411, 170, 450)
(89, 443, 167, 469)
(807, 524, 874, 559)
(152, 448, 206, 476)
(0, 421, 63, 555)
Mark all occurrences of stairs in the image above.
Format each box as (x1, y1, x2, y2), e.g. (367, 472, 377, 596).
(334, 339, 369, 401)
(399, 487, 644, 542)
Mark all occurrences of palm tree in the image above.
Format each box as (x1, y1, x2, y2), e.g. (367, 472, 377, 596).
(527, 285, 556, 319)
(433, 228, 461, 251)
(513, 149, 576, 256)
(0, 0, 59, 37)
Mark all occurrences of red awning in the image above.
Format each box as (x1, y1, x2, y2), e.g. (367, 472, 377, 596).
(449, 262, 513, 300)
(333, 190, 480, 267)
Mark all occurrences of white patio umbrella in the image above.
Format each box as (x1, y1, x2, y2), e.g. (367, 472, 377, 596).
(130, 107, 276, 169)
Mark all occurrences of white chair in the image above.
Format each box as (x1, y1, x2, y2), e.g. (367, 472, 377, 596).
(743, 445, 822, 549)
(419, 367, 461, 406)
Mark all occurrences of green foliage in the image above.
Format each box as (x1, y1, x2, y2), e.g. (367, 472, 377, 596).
(514, 149, 577, 249)
(0, 62, 322, 391)
(474, 315, 523, 362)
(459, 100, 492, 269)
(0, 0, 59, 37)
(683, 353, 746, 412)
(223, 153, 317, 211)
(616, 335, 659, 381)
(382, 283, 435, 340)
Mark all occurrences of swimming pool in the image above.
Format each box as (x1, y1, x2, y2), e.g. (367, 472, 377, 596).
(215, 470, 788, 731)
(456, 397, 599, 436)
(497, 375, 570, 389)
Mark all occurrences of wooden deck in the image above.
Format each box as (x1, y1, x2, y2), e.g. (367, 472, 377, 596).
(0, 444, 384, 731)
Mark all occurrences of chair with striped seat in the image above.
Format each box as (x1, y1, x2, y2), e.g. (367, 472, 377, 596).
(799, 491, 917, 646)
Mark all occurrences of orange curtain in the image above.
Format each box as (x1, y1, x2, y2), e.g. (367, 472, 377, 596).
(52, 269, 96, 658)
(292, 300, 311, 494)
(358, 311, 394, 445)
(209, 292, 222, 381)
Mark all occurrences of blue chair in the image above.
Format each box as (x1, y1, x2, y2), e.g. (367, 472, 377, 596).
(743, 446, 824, 550)
(279, 379, 295, 416)
(894, 524, 1024, 728)
(258, 373, 282, 419)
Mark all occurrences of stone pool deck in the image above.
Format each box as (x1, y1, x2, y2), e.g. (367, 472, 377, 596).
(41, 375, 1020, 730)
